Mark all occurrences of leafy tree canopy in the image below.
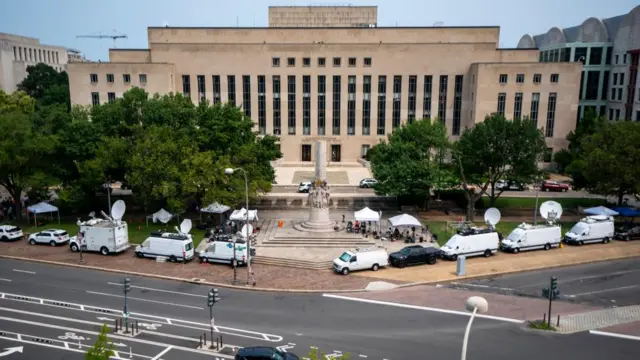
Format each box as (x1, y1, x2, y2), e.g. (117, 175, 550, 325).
(17, 63, 70, 109)
(86, 324, 114, 360)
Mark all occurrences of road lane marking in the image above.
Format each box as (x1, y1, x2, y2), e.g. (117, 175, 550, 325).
(12, 269, 35, 275)
(589, 330, 640, 341)
(514, 269, 640, 290)
(567, 285, 640, 297)
(85, 290, 204, 310)
(151, 346, 173, 360)
(107, 282, 207, 298)
(322, 294, 524, 324)
(0, 291, 283, 342)
(0, 279, 11, 282)
(448, 283, 516, 292)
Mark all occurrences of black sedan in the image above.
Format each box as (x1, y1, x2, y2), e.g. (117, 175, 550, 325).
(614, 225, 640, 241)
(389, 245, 442, 268)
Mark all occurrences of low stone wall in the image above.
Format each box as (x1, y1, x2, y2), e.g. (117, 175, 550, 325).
(252, 196, 398, 210)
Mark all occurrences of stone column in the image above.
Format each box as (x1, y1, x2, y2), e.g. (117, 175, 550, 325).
(314, 140, 327, 183)
(299, 141, 336, 232)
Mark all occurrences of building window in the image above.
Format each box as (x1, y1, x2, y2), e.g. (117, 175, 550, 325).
(613, 73, 619, 85)
(615, 54, 619, 65)
(438, 75, 448, 125)
(258, 75, 266, 135)
(618, 88, 623, 101)
(452, 75, 463, 135)
(423, 75, 432, 119)
(616, 109, 621, 120)
(361, 145, 370, 159)
(123, 74, 131, 84)
(545, 93, 557, 138)
(91, 92, 100, 106)
(331, 144, 341, 162)
(612, 88, 617, 101)
(197, 75, 206, 103)
(303, 57, 311, 67)
(90, 74, 98, 83)
(13, 46, 16, 60)
(550, 74, 559, 83)
(333, 57, 341, 67)
(182, 75, 191, 97)
(497, 93, 506, 116)
(318, 57, 326, 67)
(108, 92, 116, 103)
(589, 47, 603, 65)
(318, 75, 326, 135)
(516, 74, 525, 84)
(513, 93, 523, 120)
(636, 111, 640, 122)
(585, 71, 600, 101)
(347, 76, 356, 135)
(364, 57, 372, 67)
(272, 57, 280, 67)
(620, 73, 625, 86)
(332, 75, 341, 135)
(362, 75, 371, 135)
(303, 75, 311, 135)
(377, 76, 386, 135)
(624, 54, 628, 64)
(530, 93, 540, 121)
(287, 57, 295, 67)
(392, 76, 402, 130)
(212, 75, 221, 104)
(273, 76, 281, 135)
(242, 75, 251, 116)
(348, 57, 356, 67)
(407, 76, 417, 123)
(609, 108, 614, 120)
(139, 74, 147, 84)
(605, 47, 613, 65)
(499, 74, 508, 84)
(301, 144, 312, 162)
(227, 75, 236, 106)
(579, 71, 585, 100)
(106, 74, 115, 83)
(574, 47, 587, 63)
(533, 74, 541, 84)
(601, 71, 609, 101)
(287, 75, 296, 135)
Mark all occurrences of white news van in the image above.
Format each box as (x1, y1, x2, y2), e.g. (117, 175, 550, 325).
(135, 219, 195, 262)
(440, 208, 502, 260)
(199, 237, 248, 267)
(70, 200, 130, 256)
(501, 201, 563, 253)
(333, 247, 389, 275)
(565, 215, 615, 245)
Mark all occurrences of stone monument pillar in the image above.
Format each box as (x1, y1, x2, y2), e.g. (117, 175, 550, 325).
(299, 141, 336, 232)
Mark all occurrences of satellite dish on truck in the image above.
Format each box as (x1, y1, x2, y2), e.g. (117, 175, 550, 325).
(484, 207, 502, 230)
(176, 219, 193, 235)
(111, 200, 126, 221)
(540, 201, 563, 224)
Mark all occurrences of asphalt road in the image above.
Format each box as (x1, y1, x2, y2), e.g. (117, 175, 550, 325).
(0, 259, 638, 360)
(446, 257, 640, 307)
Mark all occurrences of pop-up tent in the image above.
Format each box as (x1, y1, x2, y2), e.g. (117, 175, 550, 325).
(146, 208, 174, 226)
(200, 202, 231, 222)
(354, 207, 380, 222)
(27, 201, 60, 225)
(388, 213, 422, 228)
(230, 208, 259, 222)
(583, 206, 619, 216)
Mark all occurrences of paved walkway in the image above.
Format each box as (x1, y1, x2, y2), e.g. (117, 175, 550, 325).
(598, 320, 640, 337)
(275, 164, 371, 185)
(558, 306, 640, 333)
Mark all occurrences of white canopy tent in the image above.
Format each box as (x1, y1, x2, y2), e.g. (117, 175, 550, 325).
(146, 208, 174, 226)
(388, 213, 422, 228)
(354, 207, 380, 222)
(200, 202, 231, 222)
(27, 202, 60, 226)
(230, 208, 259, 222)
(237, 224, 254, 240)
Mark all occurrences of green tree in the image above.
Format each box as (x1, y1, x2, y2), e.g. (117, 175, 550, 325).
(455, 114, 546, 220)
(307, 348, 350, 360)
(17, 63, 70, 108)
(579, 121, 640, 205)
(368, 118, 450, 208)
(86, 324, 114, 360)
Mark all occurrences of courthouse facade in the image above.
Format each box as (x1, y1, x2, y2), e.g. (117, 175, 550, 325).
(67, 6, 582, 163)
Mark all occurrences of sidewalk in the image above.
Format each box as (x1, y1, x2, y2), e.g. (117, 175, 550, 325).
(557, 305, 640, 333)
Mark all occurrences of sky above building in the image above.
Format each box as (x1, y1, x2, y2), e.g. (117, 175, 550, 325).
(2, 0, 637, 61)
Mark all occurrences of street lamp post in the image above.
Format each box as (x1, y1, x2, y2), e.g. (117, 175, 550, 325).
(533, 180, 541, 225)
(461, 296, 489, 360)
(224, 167, 255, 286)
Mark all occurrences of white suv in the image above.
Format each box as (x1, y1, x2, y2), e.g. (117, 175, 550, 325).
(0, 225, 23, 241)
(298, 181, 312, 193)
(28, 229, 70, 246)
(359, 178, 378, 188)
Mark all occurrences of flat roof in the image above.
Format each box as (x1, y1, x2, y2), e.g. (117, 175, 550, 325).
(147, 25, 500, 30)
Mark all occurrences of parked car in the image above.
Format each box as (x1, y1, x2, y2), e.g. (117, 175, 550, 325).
(614, 224, 640, 241)
(28, 229, 70, 246)
(333, 247, 389, 275)
(540, 180, 569, 192)
(297, 181, 312, 193)
(359, 178, 378, 188)
(388, 245, 442, 268)
(495, 180, 526, 191)
(235, 347, 300, 360)
(0, 225, 23, 242)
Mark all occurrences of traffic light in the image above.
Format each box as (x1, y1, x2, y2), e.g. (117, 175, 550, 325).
(124, 278, 131, 293)
(208, 288, 221, 307)
(550, 277, 558, 291)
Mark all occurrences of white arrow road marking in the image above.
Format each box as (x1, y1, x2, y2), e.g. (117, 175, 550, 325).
(137, 323, 162, 331)
(0, 346, 23, 357)
(109, 342, 128, 348)
(12, 269, 35, 275)
(276, 343, 296, 352)
(58, 332, 86, 341)
(151, 346, 173, 360)
(97, 317, 115, 322)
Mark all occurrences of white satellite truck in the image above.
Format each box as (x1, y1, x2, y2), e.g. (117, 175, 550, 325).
(69, 200, 130, 256)
(500, 201, 563, 253)
(564, 214, 615, 246)
(440, 208, 502, 260)
(135, 219, 195, 262)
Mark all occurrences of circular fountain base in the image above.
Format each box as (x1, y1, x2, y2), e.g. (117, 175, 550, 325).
(294, 207, 338, 233)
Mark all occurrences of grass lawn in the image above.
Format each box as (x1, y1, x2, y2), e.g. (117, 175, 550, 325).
(484, 197, 606, 209)
(426, 221, 574, 246)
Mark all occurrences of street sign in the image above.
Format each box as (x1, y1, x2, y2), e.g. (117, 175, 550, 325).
(210, 317, 215, 329)
(0, 347, 23, 357)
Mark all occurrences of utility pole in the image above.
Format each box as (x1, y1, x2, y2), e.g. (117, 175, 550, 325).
(207, 288, 220, 348)
(123, 278, 131, 332)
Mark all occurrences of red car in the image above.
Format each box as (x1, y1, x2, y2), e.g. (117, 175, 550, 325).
(540, 180, 569, 192)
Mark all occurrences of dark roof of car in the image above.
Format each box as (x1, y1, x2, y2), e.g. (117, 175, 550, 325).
(236, 346, 279, 357)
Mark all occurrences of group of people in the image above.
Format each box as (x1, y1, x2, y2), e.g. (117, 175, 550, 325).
(386, 225, 435, 243)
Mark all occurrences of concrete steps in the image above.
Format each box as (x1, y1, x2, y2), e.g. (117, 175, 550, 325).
(260, 239, 375, 248)
(251, 255, 334, 270)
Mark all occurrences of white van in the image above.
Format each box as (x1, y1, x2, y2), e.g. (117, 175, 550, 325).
(333, 247, 389, 275)
(565, 215, 615, 245)
(199, 238, 248, 267)
(501, 223, 562, 253)
(135, 231, 195, 262)
(70, 219, 130, 256)
(440, 228, 500, 260)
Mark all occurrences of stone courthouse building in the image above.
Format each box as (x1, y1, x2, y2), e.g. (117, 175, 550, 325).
(67, 6, 581, 163)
